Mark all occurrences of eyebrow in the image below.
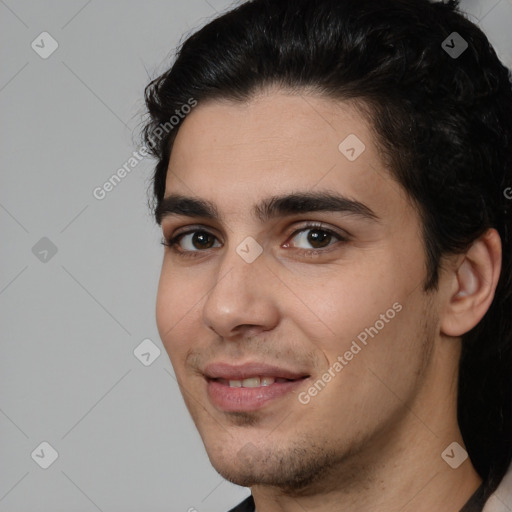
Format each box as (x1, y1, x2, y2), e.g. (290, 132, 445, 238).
(155, 191, 379, 225)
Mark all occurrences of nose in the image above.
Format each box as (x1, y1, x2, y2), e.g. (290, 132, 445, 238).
(202, 242, 280, 339)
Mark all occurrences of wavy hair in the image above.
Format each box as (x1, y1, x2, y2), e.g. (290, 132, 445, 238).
(142, 0, 512, 496)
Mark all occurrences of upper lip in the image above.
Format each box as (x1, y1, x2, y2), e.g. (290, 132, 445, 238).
(203, 362, 310, 381)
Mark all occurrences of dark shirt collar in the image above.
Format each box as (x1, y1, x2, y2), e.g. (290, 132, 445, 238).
(227, 483, 488, 512)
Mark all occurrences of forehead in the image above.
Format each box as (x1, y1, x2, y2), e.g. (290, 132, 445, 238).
(168, 91, 370, 175)
(164, 91, 410, 223)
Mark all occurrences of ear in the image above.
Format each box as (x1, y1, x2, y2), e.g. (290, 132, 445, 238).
(441, 228, 502, 337)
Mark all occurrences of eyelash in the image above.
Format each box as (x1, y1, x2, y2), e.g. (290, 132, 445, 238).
(161, 223, 349, 259)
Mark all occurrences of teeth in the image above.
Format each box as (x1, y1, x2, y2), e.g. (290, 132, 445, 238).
(242, 377, 261, 388)
(227, 376, 277, 388)
(261, 377, 275, 386)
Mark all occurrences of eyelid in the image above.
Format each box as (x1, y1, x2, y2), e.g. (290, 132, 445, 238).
(162, 225, 222, 255)
(169, 223, 221, 239)
(167, 221, 349, 240)
(162, 221, 350, 256)
(285, 221, 350, 245)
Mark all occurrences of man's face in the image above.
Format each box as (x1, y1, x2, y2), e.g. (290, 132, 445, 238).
(156, 91, 438, 490)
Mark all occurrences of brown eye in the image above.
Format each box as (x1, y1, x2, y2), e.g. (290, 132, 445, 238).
(288, 226, 345, 251)
(191, 231, 215, 249)
(162, 230, 222, 255)
(306, 229, 332, 248)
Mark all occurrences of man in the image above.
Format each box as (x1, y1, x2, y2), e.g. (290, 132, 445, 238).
(142, 0, 512, 510)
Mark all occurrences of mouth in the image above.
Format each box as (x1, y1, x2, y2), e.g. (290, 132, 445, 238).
(203, 362, 310, 412)
(214, 376, 301, 387)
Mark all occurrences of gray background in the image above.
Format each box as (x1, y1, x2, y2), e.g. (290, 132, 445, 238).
(0, 1, 511, 511)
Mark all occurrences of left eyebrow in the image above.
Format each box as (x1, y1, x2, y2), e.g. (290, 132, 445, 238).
(253, 191, 379, 223)
(155, 191, 379, 225)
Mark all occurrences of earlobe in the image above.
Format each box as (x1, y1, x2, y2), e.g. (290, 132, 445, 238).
(441, 229, 502, 337)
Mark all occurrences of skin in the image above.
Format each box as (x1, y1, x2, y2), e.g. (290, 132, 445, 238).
(155, 89, 501, 512)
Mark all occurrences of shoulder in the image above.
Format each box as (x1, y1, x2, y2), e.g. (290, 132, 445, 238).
(226, 494, 255, 512)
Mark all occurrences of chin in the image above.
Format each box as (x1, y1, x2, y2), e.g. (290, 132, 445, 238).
(204, 433, 348, 493)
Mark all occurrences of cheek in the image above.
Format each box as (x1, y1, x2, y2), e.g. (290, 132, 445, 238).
(288, 252, 426, 403)
(289, 263, 402, 352)
(295, 279, 430, 437)
(155, 266, 204, 363)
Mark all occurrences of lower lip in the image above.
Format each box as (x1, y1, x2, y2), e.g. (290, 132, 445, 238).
(206, 378, 307, 412)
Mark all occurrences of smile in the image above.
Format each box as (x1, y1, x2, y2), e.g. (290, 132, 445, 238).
(217, 376, 294, 387)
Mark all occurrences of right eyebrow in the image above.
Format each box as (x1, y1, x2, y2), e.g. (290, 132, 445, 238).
(155, 195, 219, 225)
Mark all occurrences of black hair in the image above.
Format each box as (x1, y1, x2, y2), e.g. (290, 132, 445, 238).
(142, 0, 512, 497)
